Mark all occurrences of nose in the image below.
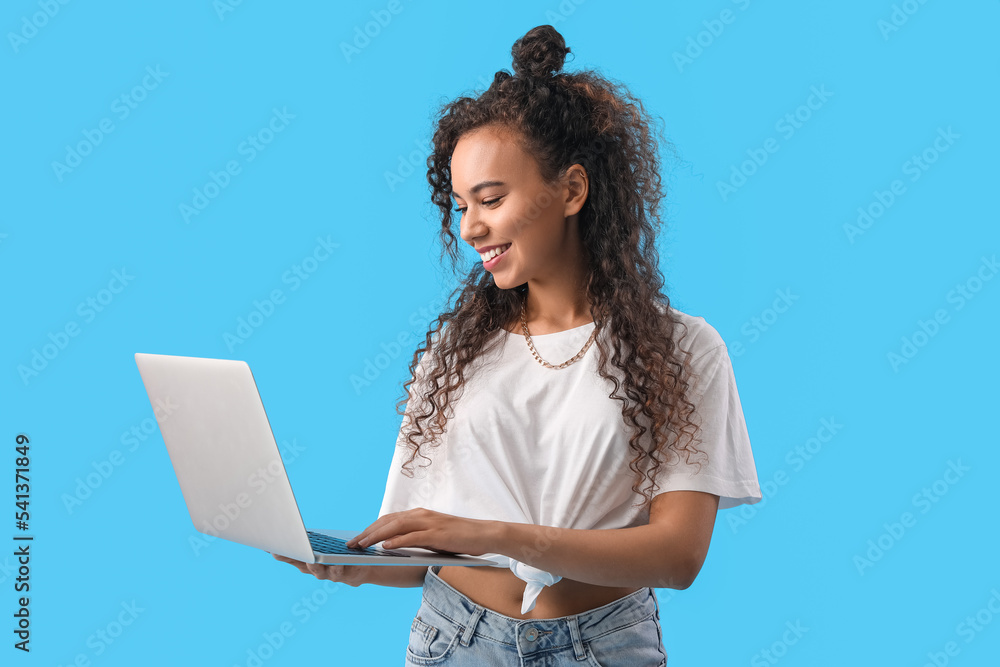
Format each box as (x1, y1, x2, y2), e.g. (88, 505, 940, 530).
(458, 206, 487, 247)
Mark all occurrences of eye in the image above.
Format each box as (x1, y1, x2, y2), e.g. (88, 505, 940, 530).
(453, 197, 502, 214)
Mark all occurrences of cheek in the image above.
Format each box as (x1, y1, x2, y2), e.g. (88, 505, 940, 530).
(506, 210, 551, 246)
(520, 219, 563, 257)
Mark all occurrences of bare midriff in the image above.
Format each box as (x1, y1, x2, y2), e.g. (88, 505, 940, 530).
(434, 323, 636, 618)
(436, 565, 643, 619)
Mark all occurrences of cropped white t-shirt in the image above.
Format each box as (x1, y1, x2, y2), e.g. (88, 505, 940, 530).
(378, 305, 762, 613)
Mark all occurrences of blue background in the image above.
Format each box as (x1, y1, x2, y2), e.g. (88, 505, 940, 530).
(4, 0, 998, 665)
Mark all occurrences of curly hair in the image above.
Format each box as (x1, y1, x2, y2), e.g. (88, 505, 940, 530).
(393, 24, 707, 513)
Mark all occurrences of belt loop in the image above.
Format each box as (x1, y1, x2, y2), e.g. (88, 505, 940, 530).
(567, 614, 587, 660)
(460, 605, 485, 647)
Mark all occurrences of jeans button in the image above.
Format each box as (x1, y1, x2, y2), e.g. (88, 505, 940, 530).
(525, 627, 538, 642)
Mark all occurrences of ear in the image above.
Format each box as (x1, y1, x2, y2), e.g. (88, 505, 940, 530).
(562, 164, 589, 218)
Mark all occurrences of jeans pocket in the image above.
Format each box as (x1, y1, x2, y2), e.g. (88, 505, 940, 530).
(405, 606, 461, 665)
(583, 615, 667, 667)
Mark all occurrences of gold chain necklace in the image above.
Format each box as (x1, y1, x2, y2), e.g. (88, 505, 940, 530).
(520, 295, 598, 370)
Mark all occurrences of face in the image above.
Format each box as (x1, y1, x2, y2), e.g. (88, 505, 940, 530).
(451, 125, 587, 291)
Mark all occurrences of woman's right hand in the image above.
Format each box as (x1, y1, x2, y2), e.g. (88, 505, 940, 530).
(271, 553, 372, 587)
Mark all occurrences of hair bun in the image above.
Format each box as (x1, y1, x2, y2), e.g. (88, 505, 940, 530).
(511, 25, 570, 81)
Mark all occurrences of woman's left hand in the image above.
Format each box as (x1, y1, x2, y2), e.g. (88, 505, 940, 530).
(346, 508, 499, 556)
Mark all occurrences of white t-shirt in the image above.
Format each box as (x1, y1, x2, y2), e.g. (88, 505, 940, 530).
(378, 305, 762, 613)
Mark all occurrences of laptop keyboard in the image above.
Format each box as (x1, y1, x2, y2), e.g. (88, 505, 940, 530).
(307, 530, 411, 557)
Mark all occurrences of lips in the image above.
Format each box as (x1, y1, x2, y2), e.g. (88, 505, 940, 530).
(482, 244, 510, 267)
(478, 243, 511, 261)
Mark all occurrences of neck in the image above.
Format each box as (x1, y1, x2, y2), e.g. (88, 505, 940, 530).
(520, 273, 593, 336)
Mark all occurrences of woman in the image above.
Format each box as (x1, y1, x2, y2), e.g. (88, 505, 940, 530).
(275, 24, 762, 665)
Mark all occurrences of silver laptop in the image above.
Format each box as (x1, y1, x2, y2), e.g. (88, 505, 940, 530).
(134, 352, 494, 567)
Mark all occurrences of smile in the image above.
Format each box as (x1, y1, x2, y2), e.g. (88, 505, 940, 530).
(481, 244, 511, 266)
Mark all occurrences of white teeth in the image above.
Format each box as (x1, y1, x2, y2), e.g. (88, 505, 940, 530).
(480, 244, 510, 261)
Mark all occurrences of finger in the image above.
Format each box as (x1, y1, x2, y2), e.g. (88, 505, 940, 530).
(355, 517, 412, 548)
(272, 554, 305, 566)
(346, 515, 396, 547)
(273, 555, 315, 575)
(307, 562, 345, 581)
(354, 509, 428, 545)
(349, 516, 403, 548)
(380, 529, 437, 551)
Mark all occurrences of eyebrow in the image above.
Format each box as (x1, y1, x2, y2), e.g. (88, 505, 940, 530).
(451, 180, 506, 198)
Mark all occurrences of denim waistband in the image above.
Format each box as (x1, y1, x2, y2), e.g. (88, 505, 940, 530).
(420, 565, 659, 659)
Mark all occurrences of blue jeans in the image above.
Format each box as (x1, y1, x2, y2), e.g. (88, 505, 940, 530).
(404, 565, 668, 666)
